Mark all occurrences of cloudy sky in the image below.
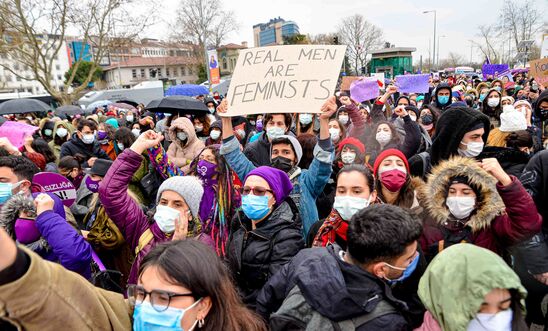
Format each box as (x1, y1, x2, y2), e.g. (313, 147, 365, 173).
(151, 0, 547, 65)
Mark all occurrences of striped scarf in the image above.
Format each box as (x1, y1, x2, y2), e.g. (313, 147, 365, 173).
(312, 209, 348, 247)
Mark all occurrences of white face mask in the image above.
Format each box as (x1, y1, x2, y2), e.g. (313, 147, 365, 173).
(210, 130, 221, 140)
(446, 196, 476, 220)
(266, 126, 285, 140)
(376, 131, 392, 145)
(329, 128, 341, 142)
(299, 113, 313, 125)
(502, 105, 514, 112)
(177, 131, 188, 141)
(487, 97, 500, 108)
(409, 113, 417, 121)
(341, 151, 356, 164)
(117, 143, 124, 151)
(334, 195, 371, 221)
(466, 309, 512, 331)
(126, 115, 134, 122)
(153, 205, 181, 233)
(82, 133, 95, 144)
(236, 129, 246, 139)
(338, 115, 349, 125)
(131, 128, 140, 137)
(458, 141, 484, 158)
(194, 125, 204, 133)
(56, 127, 68, 138)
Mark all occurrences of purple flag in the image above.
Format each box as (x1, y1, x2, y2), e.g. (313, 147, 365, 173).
(394, 74, 430, 93)
(482, 64, 509, 79)
(350, 78, 379, 102)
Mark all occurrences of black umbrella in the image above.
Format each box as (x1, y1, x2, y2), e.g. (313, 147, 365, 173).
(116, 99, 139, 107)
(146, 96, 208, 116)
(0, 98, 50, 115)
(54, 105, 84, 119)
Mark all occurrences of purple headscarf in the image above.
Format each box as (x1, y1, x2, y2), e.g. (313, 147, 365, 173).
(245, 166, 293, 206)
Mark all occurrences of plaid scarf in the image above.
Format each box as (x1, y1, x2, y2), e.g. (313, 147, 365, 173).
(312, 209, 348, 247)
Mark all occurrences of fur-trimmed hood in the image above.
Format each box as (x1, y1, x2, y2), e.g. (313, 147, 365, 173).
(421, 156, 506, 232)
(0, 194, 37, 238)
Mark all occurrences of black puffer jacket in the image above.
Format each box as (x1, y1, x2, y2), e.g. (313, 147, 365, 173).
(243, 132, 272, 167)
(59, 133, 110, 167)
(227, 199, 304, 309)
(257, 244, 409, 331)
(479, 146, 530, 177)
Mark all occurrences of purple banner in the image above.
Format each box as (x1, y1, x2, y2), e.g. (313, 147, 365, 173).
(350, 78, 379, 102)
(32, 172, 76, 207)
(482, 64, 509, 79)
(394, 74, 430, 93)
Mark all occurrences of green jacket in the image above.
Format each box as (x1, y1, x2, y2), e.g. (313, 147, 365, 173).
(418, 243, 526, 331)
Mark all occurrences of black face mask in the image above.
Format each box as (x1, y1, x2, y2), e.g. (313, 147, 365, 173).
(270, 156, 294, 173)
(420, 115, 433, 125)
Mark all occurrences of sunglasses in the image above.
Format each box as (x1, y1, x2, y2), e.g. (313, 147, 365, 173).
(241, 186, 273, 196)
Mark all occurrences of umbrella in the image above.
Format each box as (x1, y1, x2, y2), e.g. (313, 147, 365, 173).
(0, 98, 50, 115)
(54, 105, 83, 119)
(165, 84, 209, 97)
(85, 100, 113, 114)
(146, 96, 209, 115)
(115, 99, 139, 107)
(110, 102, 136, 111)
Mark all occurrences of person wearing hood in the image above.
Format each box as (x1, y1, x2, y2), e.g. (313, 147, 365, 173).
(60, 119, 110, 168)
(409, 106, 491, 178)
(481, 88, 502, 128)
(257, 204, 423, 331)
(514, 99, 533, 127)
(226, 166, 304, 309)
(416, 244, 528, 331)
(38, 119, 55, 143)
(218, 98, 334, 237)
(166, 116, 205, 174)
(0, 192, 92, 278)
(206, 120, 222, 146)
(532, 89, 548, 132)
(98, 137, 210, 285)
(97, 121, 117, 161)
(48, 120, 73, 162)
(418, 156, 541, 262)
(431, 83, 453, 112)
(418, 105, 440, 138)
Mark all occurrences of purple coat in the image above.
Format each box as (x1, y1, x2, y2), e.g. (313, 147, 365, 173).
(34, 193, 92, 278)
(99, 149, 213, 285)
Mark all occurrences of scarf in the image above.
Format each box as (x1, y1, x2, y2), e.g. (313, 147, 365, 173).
(199, 179, 217, 223)
(312, 209, 348, 247)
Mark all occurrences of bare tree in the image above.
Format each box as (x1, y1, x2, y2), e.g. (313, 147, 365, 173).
(499, 0, 545, 49)
(309, 33, 338, 45)
(174, 0, 238, 55)
(336, 14, 383, 75)
(473, 24, 502, 64)
(439, 52, 466, 68)
(0, 0, 155, 105)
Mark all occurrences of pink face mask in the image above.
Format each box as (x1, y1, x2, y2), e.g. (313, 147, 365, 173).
(14, 218, 41, 244)
(380, 169, 407, 192)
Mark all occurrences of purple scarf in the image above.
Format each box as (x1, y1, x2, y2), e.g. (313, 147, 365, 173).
(199, 179, 217, 223)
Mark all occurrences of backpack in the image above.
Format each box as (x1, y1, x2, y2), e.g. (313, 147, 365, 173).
(270, 286, 397, 331)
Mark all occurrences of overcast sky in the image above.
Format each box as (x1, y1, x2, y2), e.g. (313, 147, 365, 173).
(150, 0, 547, 65)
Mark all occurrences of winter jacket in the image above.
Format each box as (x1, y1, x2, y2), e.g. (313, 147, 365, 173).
(60, 132, 110, 167)
(417, 244, 526, 331)
(99, 149, 208, 284)
(533, 89, 548, 127)
(227, 200, 304, 310)
(0, 193, 92, 278)
(480, 88, 502, 128)
(479, 146, 530, 178)
(409, 106, 491, 178)
(256, 244, 408, 331)
(0, 247, 132, 330)
(48, 121, 74, 162)
(418, 156, 542, 261)
(166, 117, 205, 173)
(70, 174, 96, 227)
(429, 83, 453, 113)
(99, 141, 117, 160)
(243, 131, 273, 167)
(221, 135, 333, 236)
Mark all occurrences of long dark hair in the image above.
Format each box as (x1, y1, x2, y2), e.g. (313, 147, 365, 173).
(509, 289, 528, 331)
(371, 120, 401, 152)
(31, 138, 56, 164)
(114, 127, 136, 150)
(139, 240, 266, 331)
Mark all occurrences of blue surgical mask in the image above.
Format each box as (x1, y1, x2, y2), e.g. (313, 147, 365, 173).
(133, 298, 202, 331)
(479, 93, 487, 102)
(0, 181, 21, 204)
(438, 95, 450, 105)
(384, 253, 420, 284)
(242, 194, 271, 220)
(266, 126, 285, 141)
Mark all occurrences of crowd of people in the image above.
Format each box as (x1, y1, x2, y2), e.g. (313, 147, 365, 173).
(0, 71, 547, 331)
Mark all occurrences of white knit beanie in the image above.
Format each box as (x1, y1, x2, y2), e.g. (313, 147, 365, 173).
(156, 176, 204, 217)
(499, 106, 527, 132)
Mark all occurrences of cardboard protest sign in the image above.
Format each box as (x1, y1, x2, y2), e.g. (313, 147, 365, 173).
(350, 78, 379, 102)
(32, 172, 77, 207)
(341, 76, 360, 91)
(529, 58, 548, 88)
(0, 121, 38, 148)
(482, 64, 509, 79)
(394, 74, 430, 93)
(224, 45, 347, 116)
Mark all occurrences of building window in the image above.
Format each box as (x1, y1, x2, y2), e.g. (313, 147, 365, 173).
(132, 69, 137, 78)
(149, 68, 155, 77)
(222, 58, 227, 70)
(166, 67, 170, 77)
(140, 68, 145, 78)
(173, 67, 178, 76)
(181, 66, 186, 76)
(157, 68, 162, 77)
(188, 66, 193, 75)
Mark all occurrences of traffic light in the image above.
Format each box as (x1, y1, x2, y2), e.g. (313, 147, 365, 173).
(333, 36, 339, 45)
(360, 66, 366, 75)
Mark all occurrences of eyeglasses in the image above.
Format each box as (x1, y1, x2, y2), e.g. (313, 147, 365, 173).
(127, 284, 195, 312)
(241, 186, 273, 196)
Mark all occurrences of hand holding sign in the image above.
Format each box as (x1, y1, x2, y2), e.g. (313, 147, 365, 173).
(319, 96, 338, 120)
(216, 99, 229, 115)
(34, 193, 55, 216)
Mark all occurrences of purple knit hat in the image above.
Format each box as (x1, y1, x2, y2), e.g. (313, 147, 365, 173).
(245, 166, 293, 206)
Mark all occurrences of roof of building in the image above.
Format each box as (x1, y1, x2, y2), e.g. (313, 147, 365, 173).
(370, 47, 417, 55)
(217, 43, 247, 50)
(104, 56, 199, 70)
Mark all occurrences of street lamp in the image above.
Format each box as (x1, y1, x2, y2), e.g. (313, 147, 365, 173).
(437, 35, 446, 67)
(423, 10, 437, 70)
(468, 40, 475, 66)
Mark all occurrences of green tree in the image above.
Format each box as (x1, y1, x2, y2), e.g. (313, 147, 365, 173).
(64, 61, 103, 86)
(196, 63, 208, 84)
(283, 34, 309, 45)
